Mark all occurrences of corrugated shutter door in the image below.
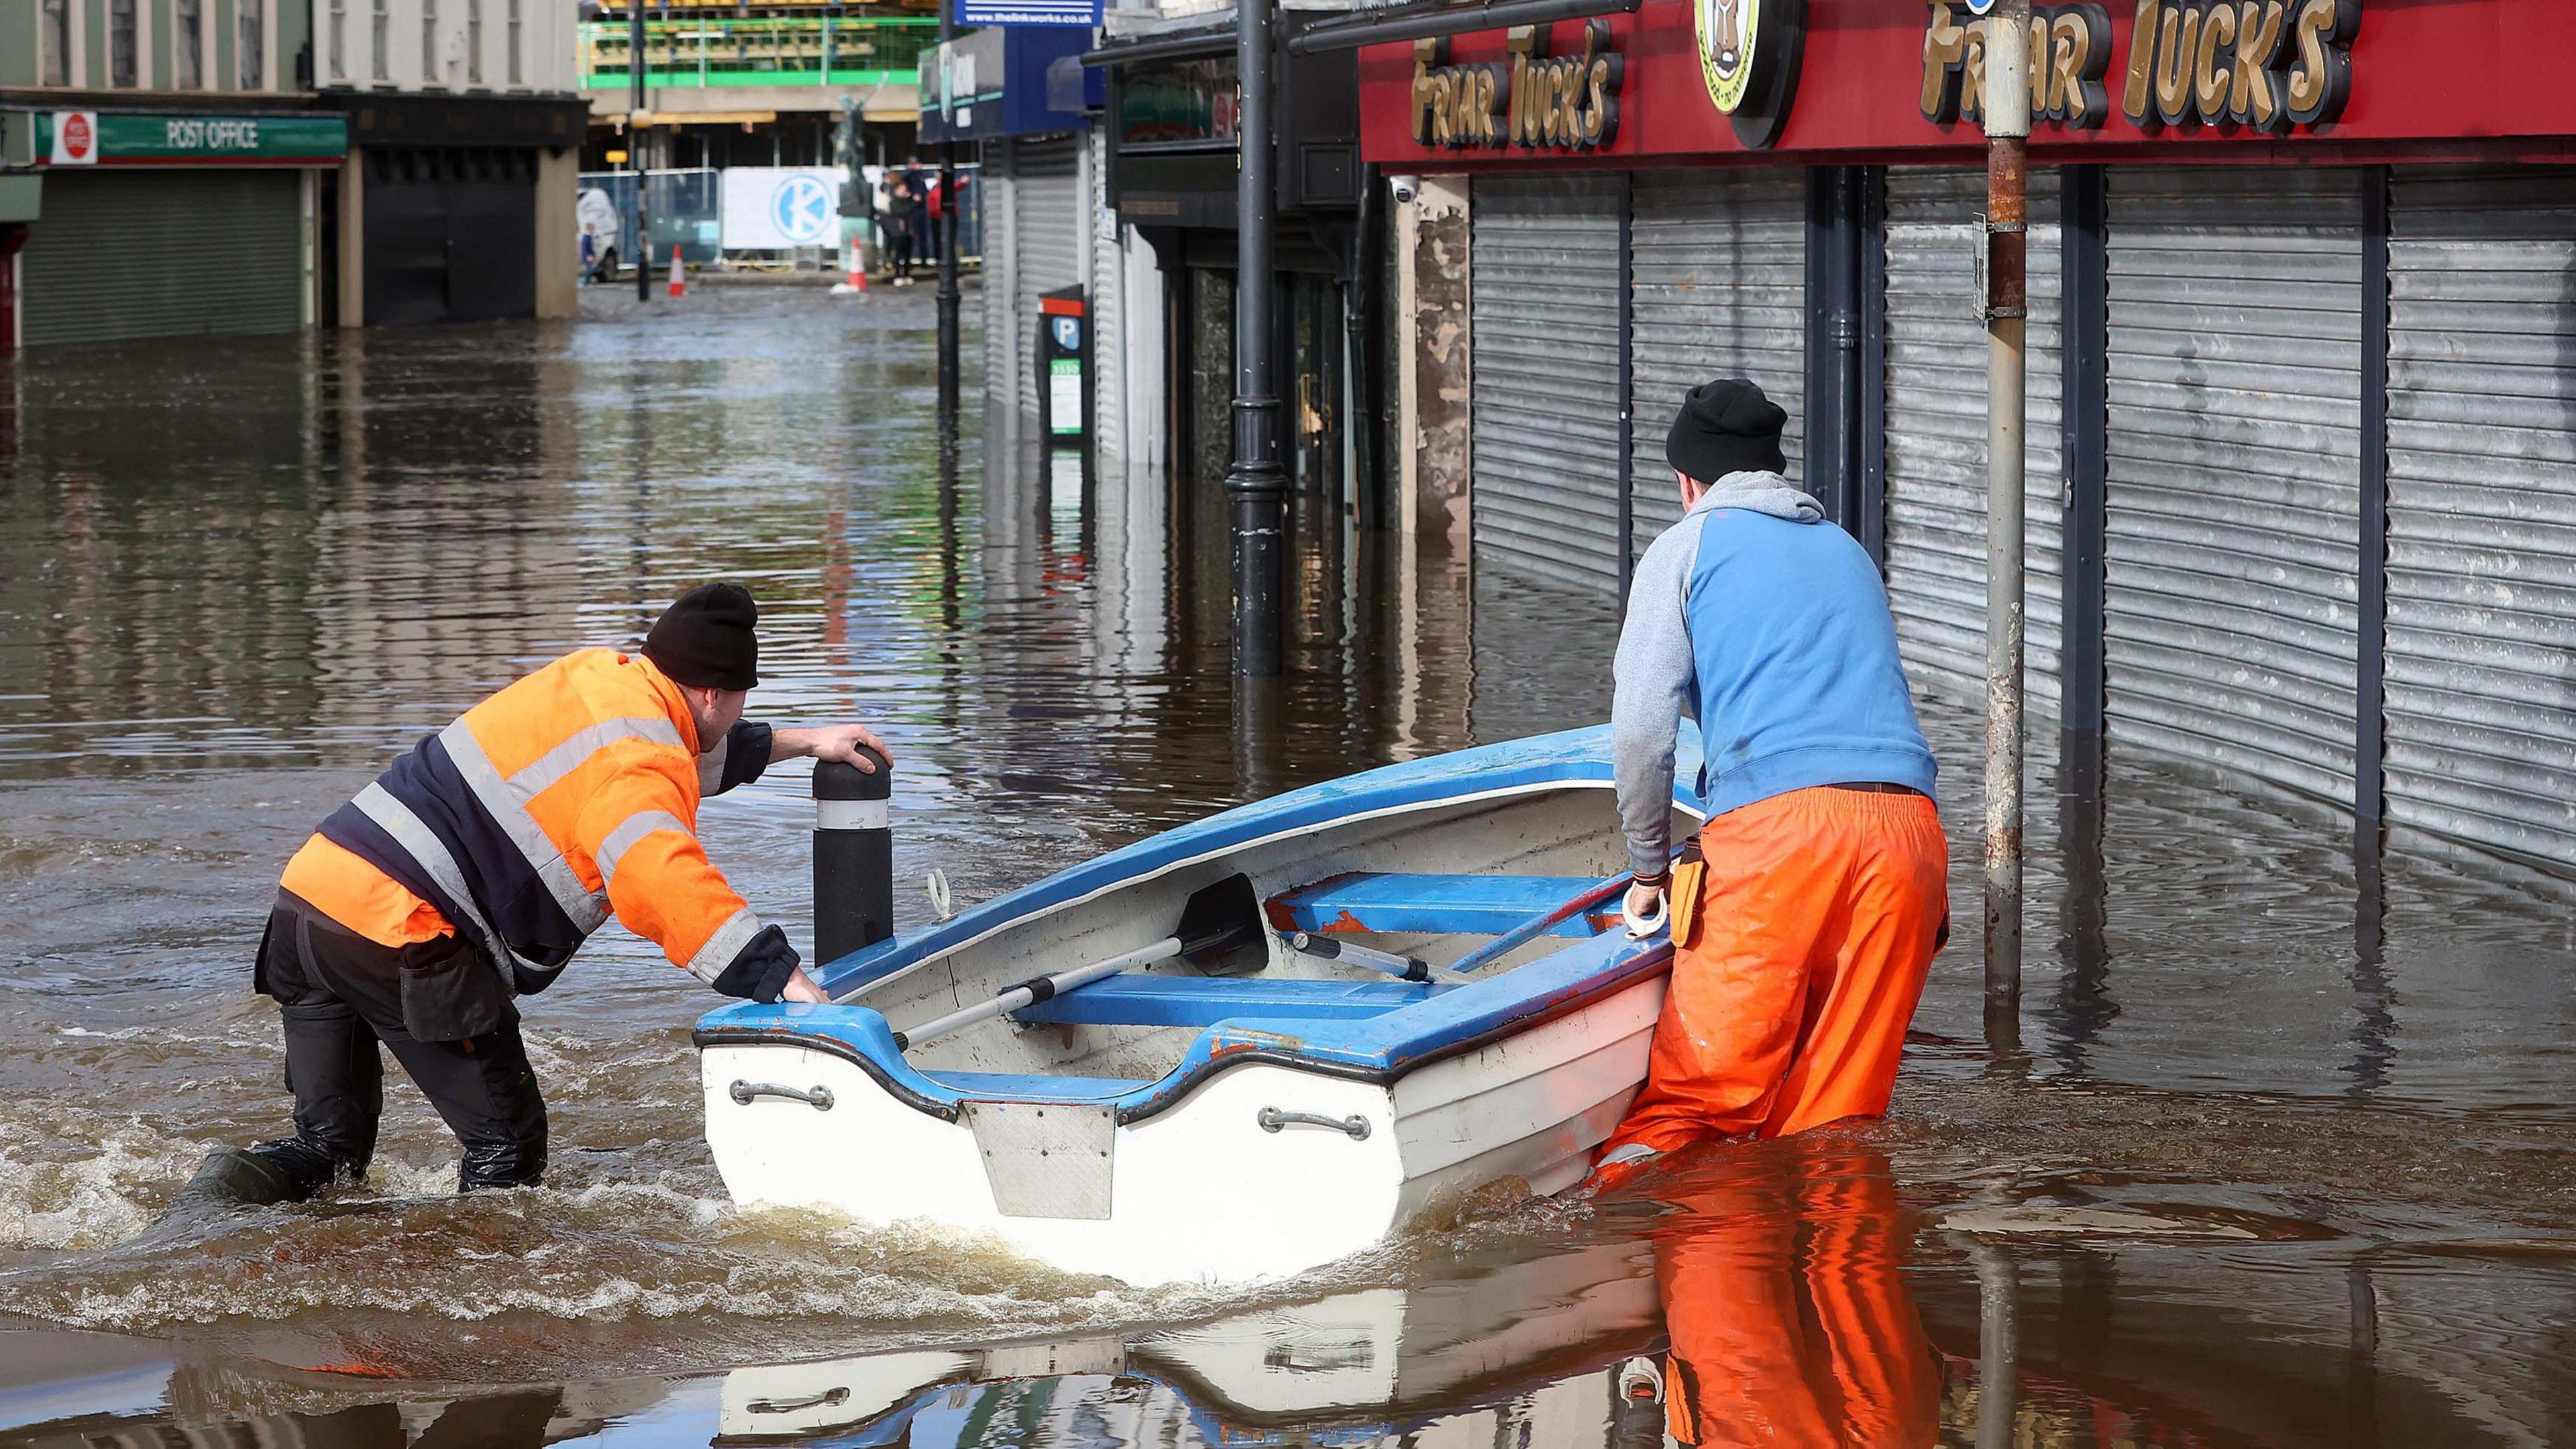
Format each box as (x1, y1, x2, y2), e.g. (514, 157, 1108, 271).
(2385, 166, 2576, 871)
(1014, 135, 1082, 421)
(982, 144, 1018, 425)
(1088, 127, 1125, 466)
(1880, 168, 2063, 726)
(1469, 174, 1625, 594)
(2103, 166, 2365, 806)
(21, 170, 303, 347)
(1628, 171, 1806, 557)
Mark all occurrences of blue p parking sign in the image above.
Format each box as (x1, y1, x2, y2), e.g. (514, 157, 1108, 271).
(769, 174, 836, 247)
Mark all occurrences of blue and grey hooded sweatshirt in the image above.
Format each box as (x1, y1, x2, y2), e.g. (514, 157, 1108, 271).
(1611, 472, 1938, 879)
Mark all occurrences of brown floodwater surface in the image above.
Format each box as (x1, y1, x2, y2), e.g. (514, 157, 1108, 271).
(3, 288, 2575, 1448)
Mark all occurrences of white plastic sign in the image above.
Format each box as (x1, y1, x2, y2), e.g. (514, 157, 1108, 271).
(718, 167, 844, 251)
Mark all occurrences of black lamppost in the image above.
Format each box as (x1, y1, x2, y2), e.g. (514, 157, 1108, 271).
(1226, 0, 1283, 676)
(630, 0, 650, 302)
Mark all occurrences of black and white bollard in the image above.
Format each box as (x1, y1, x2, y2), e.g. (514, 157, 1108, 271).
(813, 750, 893, 967)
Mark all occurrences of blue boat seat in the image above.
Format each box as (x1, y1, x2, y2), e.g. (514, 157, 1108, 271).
(922, 1071, 1147, 1102)
(1265, 872, 1617, 938)
(1012, 973, 1438, 1029)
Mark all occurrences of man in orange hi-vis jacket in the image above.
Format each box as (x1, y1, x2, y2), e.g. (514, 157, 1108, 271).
(190, 584, 889, 1203)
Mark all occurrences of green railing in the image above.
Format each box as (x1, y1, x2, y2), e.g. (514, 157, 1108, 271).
(580, 17, 935, 89)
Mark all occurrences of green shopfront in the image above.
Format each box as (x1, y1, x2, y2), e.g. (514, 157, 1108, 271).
(7, 109, 347, 348)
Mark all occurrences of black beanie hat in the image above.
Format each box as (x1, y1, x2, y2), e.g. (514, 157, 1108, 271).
(644, 582, 760, 691)
(1666, 378, 1789, 484)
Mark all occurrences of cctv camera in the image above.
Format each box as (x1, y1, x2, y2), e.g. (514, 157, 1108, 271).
(1388, 174, 1421, 205)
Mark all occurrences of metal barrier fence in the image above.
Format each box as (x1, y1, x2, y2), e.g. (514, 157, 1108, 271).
(580, 17, 934, 89)
(577, 165, 985, 268)
(578, 168, 723, 267)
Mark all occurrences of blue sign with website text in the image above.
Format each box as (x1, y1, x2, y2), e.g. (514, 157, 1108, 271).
(955, 0, 1098, 27)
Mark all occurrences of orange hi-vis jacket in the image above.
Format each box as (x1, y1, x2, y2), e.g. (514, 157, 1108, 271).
(278, 648, 801, 1002)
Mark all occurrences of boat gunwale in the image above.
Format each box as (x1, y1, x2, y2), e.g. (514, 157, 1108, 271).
(796, 722, 1705, 1005)
(692, 930, 1672, 1127)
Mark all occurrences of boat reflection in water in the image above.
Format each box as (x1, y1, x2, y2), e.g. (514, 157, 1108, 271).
(714, 1141, 1955, 1449)
(714, 1234, 1664, 1447)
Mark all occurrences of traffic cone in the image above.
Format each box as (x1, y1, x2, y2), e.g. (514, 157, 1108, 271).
(665, 244, 686, 299)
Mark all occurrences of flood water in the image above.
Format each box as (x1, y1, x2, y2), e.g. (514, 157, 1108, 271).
(4, 287, 2576, 1448)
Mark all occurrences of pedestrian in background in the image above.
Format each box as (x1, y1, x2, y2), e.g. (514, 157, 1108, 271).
(1595, 379, 1948, 1178)
(883, 174, 920, 284)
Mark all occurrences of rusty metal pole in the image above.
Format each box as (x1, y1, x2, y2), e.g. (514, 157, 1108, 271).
(1982, 0, 2031, 1045)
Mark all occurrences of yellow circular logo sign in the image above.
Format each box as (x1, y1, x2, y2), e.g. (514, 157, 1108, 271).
(1698, 0, 1758, 115)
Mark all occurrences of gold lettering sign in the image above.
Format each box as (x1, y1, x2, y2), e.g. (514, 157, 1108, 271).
(1923, 3, 2112, 130)
(1923, 0, 2357, 136)
(1411, 21, 1623, 152)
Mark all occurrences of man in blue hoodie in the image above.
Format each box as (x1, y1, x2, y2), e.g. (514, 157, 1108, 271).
(1598, 379, 1949, 1169)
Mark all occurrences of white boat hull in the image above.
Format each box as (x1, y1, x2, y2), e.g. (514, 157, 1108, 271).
(700, 973, 1664, 1287)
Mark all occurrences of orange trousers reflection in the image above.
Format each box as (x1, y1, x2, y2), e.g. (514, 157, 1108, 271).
(1656, 1141, 1941, 1447)
(1605, 786, 1947, 1157)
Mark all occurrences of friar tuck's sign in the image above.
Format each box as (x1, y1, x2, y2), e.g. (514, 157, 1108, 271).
(1921, 0, 2360, 133)
(1411, 19, 1622, 151)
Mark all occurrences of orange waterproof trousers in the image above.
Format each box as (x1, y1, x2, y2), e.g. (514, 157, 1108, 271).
(1604, 786, 1948, 1157)
(1656, 1140, 1941, 1447)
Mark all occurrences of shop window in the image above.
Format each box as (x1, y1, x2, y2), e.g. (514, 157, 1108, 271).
(237, 0, 264, 87)
(40, 0, 70, 85)
(467, 0, 482, 83)
(372, 0, 390, 80)
(506, 0, 521, 84)
(109, 0, 138, 87)
(176, 0, 203, 88)
(328, 0, 345, 82)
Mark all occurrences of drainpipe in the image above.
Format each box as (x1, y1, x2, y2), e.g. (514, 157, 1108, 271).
(936, 3, 962, 452)
(1227, 0, 1285, 676)
(1982, 0, 2030, 1046)
(0, 223, 25, 356)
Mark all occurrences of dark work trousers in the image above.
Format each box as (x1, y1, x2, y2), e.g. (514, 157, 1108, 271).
(252, 896, 548, 1197)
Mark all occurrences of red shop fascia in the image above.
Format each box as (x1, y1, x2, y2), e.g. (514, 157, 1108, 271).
(1356, 0, 2576, 174)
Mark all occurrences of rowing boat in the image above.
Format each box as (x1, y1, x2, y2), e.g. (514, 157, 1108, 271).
(694, 724, 1701, 1286)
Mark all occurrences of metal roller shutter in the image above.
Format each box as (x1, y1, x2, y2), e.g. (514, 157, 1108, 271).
(1627, 170, 1806, 557)
(1880, 168, 2063, 726)
(1014, 134, 1083, 422)
(981, 145, 1018, 428)
(1087, 127, 1125, 466)
(2103, 166, 2365, 806)
(21, 170, 303, 347)
(2385, 166, 2576, 871)
(1470, 174, 1625, 594)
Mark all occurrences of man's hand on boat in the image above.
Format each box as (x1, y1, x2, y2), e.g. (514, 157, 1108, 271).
(777, 967, 831, 1004)
(1623, 873, 1669, 938)
(772, 722, 895, 771)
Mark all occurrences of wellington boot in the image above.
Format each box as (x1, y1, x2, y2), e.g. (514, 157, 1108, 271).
(178, 1146, 302, 1207)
